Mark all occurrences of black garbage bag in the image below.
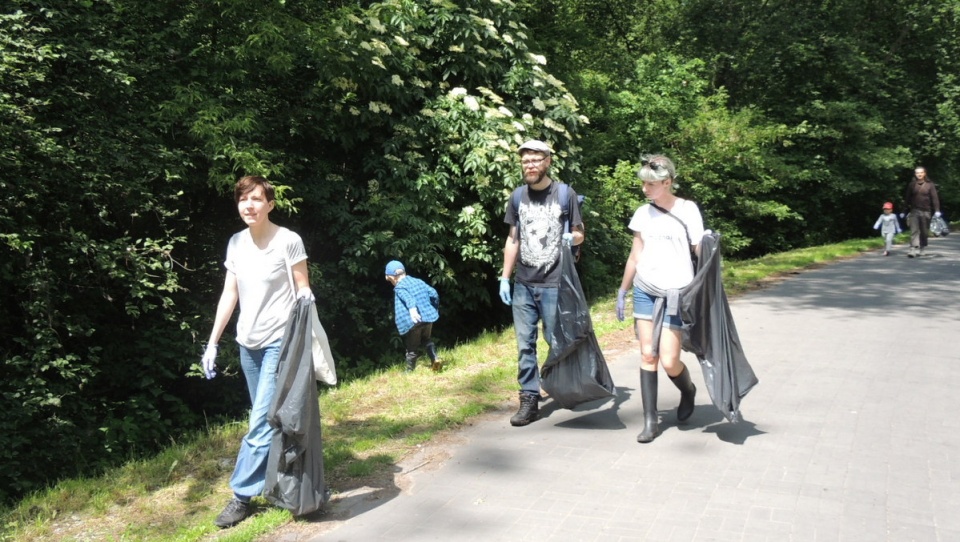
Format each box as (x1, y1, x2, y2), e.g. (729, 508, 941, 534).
(264, 297, 327, 516)
(540, 245, 616, 409)
(679, 232, 759, 423)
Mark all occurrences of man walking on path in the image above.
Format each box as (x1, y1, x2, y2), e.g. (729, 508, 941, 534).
(498, 140, 584, 427)
(902, 166, 941, 257)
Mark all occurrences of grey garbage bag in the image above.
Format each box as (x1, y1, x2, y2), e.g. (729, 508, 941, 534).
(540, 244, 616, 409)
(679, 232, 759, 423)
(930, 215, 950, 237)
(264, 297, 328, 516)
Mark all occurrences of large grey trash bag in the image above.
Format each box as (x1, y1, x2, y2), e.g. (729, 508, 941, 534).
(540, 244, 616, 409)
(679, 232, 758, 423)
(930, 215, 950, 237)
(264, 297, 327, 516)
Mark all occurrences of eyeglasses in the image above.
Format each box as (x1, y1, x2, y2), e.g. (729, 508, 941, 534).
(521, 157, 547, 167)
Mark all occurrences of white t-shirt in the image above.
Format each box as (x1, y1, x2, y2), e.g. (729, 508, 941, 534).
(629, 199, 704, 291)
(225, 227, 307, 349)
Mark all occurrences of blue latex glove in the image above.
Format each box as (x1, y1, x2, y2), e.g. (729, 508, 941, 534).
(498, 278, 512, 306)
(935, 211, 941, 218)
(562, 232, 574, 246)
(409, 307, 422, 323)
(201, 344, 218, 380)
(616, 289, 627, 321)
(296, 287, 315, 303)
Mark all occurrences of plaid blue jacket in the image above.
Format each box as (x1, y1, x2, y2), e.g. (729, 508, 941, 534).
(393, 276, 439, 335)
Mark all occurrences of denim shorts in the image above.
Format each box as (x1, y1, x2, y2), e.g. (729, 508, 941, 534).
(633, 287, 683, 329)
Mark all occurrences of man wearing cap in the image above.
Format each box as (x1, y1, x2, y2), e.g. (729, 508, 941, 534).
(498, 139, 585, 426)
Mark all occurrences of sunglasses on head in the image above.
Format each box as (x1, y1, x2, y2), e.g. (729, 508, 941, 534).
(641, 158, 665, 173)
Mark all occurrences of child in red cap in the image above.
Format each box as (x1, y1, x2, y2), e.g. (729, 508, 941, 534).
(873, 202, 902, 256)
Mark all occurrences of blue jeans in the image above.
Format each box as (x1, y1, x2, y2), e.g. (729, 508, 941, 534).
(512, 283, 559, 396)
(230, 338, 282, 500)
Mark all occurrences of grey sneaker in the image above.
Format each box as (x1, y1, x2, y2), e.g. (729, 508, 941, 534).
(214, 498, 251, 528)
(919, 247, 926, 257)
(510, 393, 539, 426)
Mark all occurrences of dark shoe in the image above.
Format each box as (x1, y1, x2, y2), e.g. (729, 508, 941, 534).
(510, 393, 539, 426)
(637, 369, 661, 443)
(214, 498, 251, 528)
(669, 364, 696, 422)
(404, 353, 417, 372)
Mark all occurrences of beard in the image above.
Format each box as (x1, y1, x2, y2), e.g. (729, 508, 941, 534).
(523, 169, 547, 185)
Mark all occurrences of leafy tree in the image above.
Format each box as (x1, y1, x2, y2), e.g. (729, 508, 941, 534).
(579, 53, 793, 271)
(0, 4, 205, 501)
(1, 0, 586, 501)
(668, 0, 952, 241)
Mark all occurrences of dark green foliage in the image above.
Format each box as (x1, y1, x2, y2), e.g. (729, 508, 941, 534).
(1, 0, 585, 502)
(0, 3, 202, 501)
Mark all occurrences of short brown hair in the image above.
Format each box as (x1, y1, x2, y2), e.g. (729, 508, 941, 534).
(234, 175, 275, 204)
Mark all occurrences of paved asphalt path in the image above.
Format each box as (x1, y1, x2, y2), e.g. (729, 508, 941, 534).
(303, 235, 960, 542)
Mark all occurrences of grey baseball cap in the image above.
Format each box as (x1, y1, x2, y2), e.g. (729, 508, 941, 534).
(517, 140, 553, 155)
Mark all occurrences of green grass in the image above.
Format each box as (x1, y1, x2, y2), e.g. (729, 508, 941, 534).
(0, 234, 901, 541)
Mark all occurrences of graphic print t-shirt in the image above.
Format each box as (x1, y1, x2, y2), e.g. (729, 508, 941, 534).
(504, 182, 582, 287)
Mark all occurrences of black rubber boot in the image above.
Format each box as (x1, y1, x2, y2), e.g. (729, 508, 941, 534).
(669, 363, 696, 422)
(510, 393, 539, 426)
(637, 369, 661, 443)
(404, 351, 418, 372)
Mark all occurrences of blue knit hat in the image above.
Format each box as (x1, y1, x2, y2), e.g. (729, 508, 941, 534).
(384, 260, 405, 276)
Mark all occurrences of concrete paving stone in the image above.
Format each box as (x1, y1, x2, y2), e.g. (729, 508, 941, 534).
(740, 519, 794, 539)
(876, 522, 939, 542)
(937, 530, 960, 542)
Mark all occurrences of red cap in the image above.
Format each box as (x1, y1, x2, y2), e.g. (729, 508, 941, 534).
(882, 202, 893, 210)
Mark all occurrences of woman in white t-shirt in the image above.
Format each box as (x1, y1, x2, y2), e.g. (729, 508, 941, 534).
(615, 155, 703, 443)
(200, 175, 314, 528)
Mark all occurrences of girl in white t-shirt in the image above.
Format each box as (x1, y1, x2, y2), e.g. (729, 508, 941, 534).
(200, 175, 314, 528)
(615, 155, 702, 444)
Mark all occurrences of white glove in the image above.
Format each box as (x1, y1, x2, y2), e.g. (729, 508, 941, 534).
(935, 211, 941, 218)
(296, 287, 315, 303)
(409, 307, 422, 323)
(201, 344, 218, 380)
(561, 232, 574, 246)
(704, 229, 713, 236)
(899, 213, 905, 219)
